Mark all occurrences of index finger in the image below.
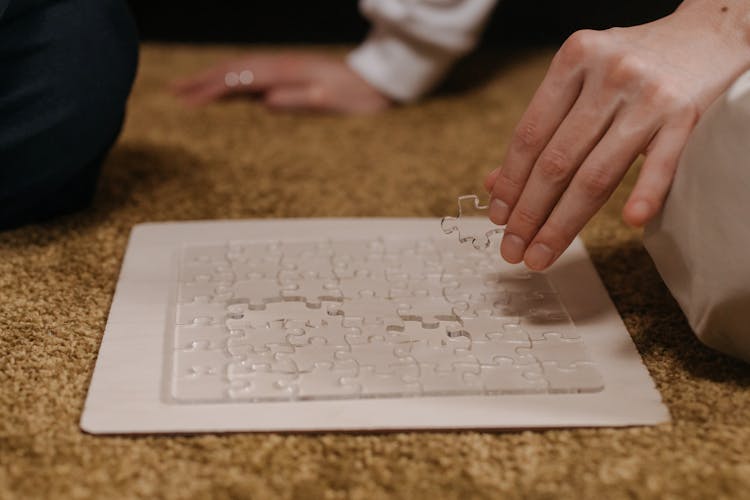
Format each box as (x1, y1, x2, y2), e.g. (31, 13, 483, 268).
(488, 35, 590, 226)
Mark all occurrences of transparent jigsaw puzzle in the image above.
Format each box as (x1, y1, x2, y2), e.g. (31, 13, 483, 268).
(170, 203, 603, 403)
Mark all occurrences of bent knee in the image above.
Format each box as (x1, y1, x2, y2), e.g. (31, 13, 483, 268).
(0, 0, 138, 225)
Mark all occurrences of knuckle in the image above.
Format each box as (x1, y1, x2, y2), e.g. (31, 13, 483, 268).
(648, 86, 701, 124)
(512, 205, 543, 228)
(536, 148, 572, 184)
(607, 53, 647, 84)
(537, 222, 571, 252)
(512, 120, 543, 153)
(559, 29, 601, 62)
(491, 170, 524, 200)
(578, 168, 614, 201)
(309, 86, 331, 107)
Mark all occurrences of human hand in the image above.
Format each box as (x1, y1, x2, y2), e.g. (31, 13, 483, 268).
(171, 52, 392, 114)
(485, 0, 750, 270)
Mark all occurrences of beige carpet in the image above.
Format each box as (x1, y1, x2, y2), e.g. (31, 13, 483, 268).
(1, 44, 749, 499)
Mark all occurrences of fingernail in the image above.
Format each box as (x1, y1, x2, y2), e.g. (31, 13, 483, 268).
(489, 198, 509, 224)
(501, 233, 526, 263)
(525, 243, 555, 270)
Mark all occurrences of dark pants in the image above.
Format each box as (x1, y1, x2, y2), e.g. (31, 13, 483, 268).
(0, 0, 138, 229)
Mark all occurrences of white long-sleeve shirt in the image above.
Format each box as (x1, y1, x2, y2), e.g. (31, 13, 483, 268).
(645, 69, 750, 363)
(348, 0, 498, 102)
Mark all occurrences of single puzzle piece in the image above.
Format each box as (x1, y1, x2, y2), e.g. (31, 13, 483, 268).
(176, 297, 232, 326)
(171, 346, 233, 401)
(332, 254, 402, 279)
(519, 311, 580, 342)
(279, 364, 361, 399)
(229, 255, 291, 280)
(345, 322, 386, 345)
(279, 253, 334, 278)
(402, 340, 478, 371)
(328, 290, 405, 327)
(286, 317, 362, 348)
(385, 251, 443, 280)
(280, 271, 343, 306)
(483, 269, 556, 294)
(226, 321, 301, 355)
(174, 323, 228, 351)
(541, 361, 604, 393)
(274, 240, 333, 258)
(394, 275, 458, 300)
(341, 365, 421, 397)
(230, 277, 285, 309)
(494, 322, 534, 344)
(381, 238, 417, 254)
(337, 270, 405, 299)
(470, 335, 536, 366)
(173, 346, 231, 379)
(179, 261, 234, 284)
(178, 281, 234, 304)
(226, 241, 282, 262)
(339, 335, 415, 374)
(182, 244, 229, 265)
(227, 368, 298, 401)
(460, 294, 521, 320)
(474, 359, 548, 394)
(382, 321, 452, 345)
(227, 351, 298, 375)
(499, 290, 567, 318)
(456, 309, 523, 341)
(517, 332, 592, 368)
(329, 239, 385, 258)
(441, 195, 505, 250)
(397, 296, 466, 328)
(226, 301, 333, 330)
(418, 363, 483, 395)
(442, 274, 497, 303)
(275, 337, 352, 372)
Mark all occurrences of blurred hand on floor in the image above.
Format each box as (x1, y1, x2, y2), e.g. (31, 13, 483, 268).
(171, 52, 392, 114)
(484, 0, 750, 271)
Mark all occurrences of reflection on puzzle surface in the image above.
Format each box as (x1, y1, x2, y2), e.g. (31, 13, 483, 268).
(170, 237, 604, 402)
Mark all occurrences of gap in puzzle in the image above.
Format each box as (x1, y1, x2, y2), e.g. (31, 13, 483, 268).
(171, 235, 604, 402)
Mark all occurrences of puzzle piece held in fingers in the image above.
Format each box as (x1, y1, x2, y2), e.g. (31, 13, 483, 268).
(441, 195, 505, 250)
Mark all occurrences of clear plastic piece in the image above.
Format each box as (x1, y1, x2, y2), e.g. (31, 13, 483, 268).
(441, 194, 505, 250)
(168, 234, 603, 403)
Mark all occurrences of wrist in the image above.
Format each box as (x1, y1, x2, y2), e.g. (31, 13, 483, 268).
(673, 0, 750, 68)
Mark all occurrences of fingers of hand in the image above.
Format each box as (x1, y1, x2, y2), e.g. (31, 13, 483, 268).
(521, 117, 653, 270)
(622, 123, 693, 227)
(171, 63, 255, 106)
(264, 85, 331, 112)
(171, 55, 309, 106)
(488, 43, 585, 226)
(499, 87, 616, 264)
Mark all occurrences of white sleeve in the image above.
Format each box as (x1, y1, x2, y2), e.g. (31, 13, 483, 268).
(644, 69, 750, 364)
(347, 0, 498, 102)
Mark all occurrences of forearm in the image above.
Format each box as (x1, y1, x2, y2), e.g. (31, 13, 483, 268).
(348, 0, 498, 102)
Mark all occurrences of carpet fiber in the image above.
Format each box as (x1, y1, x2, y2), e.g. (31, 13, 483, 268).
(1, 44, 749, 499)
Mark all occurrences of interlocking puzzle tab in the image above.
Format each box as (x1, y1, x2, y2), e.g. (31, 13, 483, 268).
(170, 236, 604, 403)
(441, 194, 505, 250)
